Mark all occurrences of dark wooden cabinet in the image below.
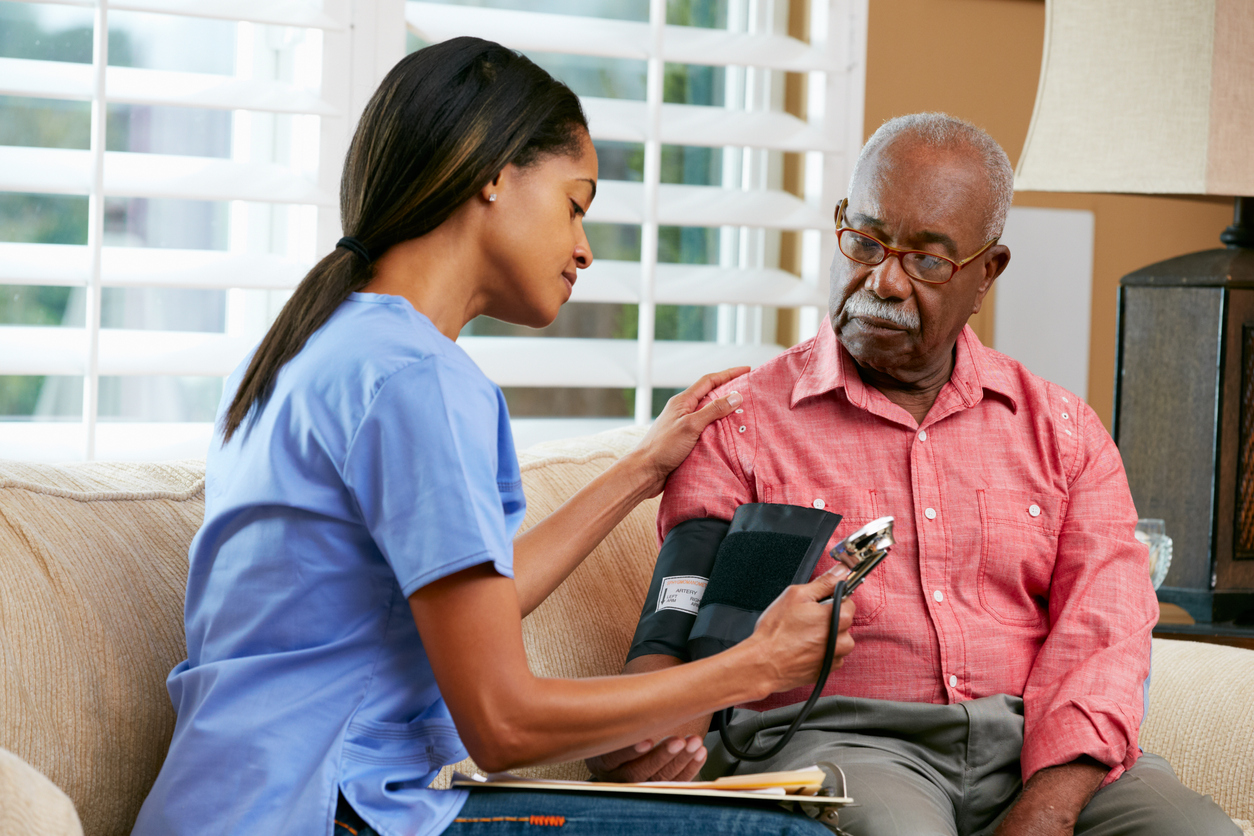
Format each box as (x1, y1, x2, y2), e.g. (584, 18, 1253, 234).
(1114, 247, 1254, 624)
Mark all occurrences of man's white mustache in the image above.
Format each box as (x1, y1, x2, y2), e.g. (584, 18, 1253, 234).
(843, 292, 919, 330)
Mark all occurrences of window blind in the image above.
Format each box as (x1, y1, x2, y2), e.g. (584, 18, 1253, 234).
(0, 0, 405, 459)
(0, 0, 866, 459)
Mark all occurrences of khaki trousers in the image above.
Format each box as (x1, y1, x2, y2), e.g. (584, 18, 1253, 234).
(702, 694, 1239, 836)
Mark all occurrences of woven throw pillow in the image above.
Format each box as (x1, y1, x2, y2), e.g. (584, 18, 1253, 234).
(434, 424, 656, 786)
(0, 460, 205, 836)
(0, 746, 83, 836)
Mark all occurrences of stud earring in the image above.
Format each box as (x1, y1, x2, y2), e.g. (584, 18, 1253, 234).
(488, 193, 497, 202)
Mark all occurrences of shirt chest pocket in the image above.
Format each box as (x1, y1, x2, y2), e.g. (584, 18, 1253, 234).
(762, 483, 885, 625)
(977, 488, 1061, 626)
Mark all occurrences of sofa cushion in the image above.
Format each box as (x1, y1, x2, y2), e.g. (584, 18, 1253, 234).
(516, 426, 655, 681)
(1140, 638, 1254, 823)
(0, 460, 204, 836)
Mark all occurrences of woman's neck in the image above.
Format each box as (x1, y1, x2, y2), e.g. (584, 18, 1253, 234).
(362, 209, 489, 341)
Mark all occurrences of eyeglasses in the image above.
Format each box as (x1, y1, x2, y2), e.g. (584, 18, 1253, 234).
(834, 198, 998, 285)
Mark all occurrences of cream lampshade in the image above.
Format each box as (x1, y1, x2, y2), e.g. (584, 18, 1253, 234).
(1015, 0, 1254, 214)
(1014, 0, 1254, 626)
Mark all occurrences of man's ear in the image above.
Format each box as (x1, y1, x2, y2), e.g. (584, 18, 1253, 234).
(971, 244, 1010, 315)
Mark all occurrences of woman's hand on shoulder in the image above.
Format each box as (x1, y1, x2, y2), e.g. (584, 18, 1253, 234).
(630, 367, 748, 497)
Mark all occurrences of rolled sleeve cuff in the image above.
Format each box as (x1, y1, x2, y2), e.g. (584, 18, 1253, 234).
(1022, 698, 1141, 785)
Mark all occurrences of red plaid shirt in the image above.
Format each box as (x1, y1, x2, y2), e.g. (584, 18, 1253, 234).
(658, 324, 1158, 783)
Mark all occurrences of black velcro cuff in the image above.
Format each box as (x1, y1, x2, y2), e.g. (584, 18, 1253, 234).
(687, 503, 841, 660)
(624, 517, 729, 665)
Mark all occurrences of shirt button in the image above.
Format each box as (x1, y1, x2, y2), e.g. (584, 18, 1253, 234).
(933, 589, 944, 602)
(918, 430, 928, 441)
(735, 408, 744, 414)
(924, 507, 937, 520)
(1029, 504, 1041, 517)
(738, 426, 746, 433)
(949, 674, 958, 688)
(1061, 412, 1070, 420)
(812, 498, 826, 510)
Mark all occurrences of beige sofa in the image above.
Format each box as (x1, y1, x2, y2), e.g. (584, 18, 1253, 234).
(1, 426, 1251, 835)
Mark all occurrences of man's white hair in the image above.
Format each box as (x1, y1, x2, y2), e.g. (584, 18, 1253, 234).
(849, 113, 1014, 241)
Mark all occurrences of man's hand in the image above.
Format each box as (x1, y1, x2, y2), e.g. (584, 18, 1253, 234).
(587, 735, 707, 783)
(994, 758, 1108, 836)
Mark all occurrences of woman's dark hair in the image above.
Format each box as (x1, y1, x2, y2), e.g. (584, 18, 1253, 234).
(220, 37, 587, 442)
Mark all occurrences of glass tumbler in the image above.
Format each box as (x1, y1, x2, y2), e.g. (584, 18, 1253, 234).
(1135, 518, 1173, 590)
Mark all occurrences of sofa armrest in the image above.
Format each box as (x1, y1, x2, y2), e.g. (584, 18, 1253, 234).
(1141, 638, 1254, 823)
(0, 748, 83, 836)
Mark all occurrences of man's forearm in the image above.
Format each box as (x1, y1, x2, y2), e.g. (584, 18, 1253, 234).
(995, 757, 1108, 836)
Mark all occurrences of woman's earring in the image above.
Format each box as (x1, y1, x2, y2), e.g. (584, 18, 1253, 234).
(488, 193, 497, 202)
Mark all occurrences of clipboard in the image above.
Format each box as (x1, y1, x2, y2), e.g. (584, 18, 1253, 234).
(451, 765, 852, 808)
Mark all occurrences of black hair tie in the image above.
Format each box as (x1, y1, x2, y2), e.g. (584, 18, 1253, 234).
(336, 236, 371, 262)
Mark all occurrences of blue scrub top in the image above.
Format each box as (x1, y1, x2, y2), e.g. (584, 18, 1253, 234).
(132, 293, 525, 836)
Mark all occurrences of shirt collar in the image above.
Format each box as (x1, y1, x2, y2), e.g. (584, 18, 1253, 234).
(791, 322, 1019, 414)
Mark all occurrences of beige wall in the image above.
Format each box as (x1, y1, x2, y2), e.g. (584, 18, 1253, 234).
(863, 0, 1233, 428)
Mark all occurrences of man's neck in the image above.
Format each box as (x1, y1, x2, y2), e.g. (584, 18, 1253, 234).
(854, 350, 956, 426)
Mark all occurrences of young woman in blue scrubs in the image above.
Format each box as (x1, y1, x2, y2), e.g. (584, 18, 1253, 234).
(132, 37, 854, 836)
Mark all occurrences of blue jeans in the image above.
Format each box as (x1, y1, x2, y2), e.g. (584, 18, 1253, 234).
(334, 790, 833, 835)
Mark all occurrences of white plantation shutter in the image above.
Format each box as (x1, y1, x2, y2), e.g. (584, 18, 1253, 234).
(407, 0, 867, 446)
(0, 0, 866, 459)
(0, 0, 405, 460)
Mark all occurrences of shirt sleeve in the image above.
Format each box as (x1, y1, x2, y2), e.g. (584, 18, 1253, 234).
(656, 386, 756, 545)
(342, 357, 516, 597)
(1019, 398, 1159, 785)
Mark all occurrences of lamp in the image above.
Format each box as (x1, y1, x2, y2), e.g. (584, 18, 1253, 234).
(1014, 0, 1254, 623)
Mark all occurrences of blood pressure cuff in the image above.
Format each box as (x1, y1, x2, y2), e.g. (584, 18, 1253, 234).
(624, 503, 842, 665)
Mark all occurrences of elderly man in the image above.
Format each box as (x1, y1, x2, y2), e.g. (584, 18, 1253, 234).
(591, 114, 1238, 835)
